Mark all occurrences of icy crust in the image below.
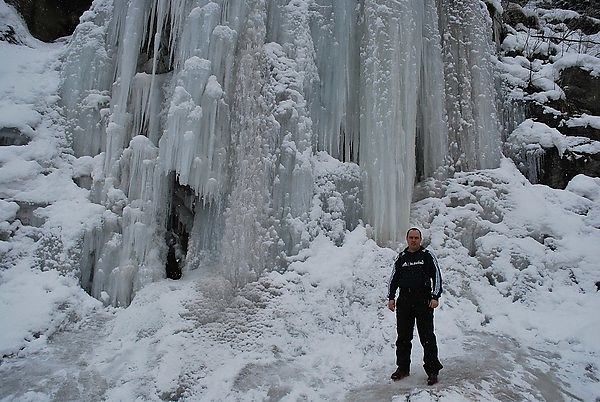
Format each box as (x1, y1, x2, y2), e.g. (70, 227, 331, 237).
(308, 151, 363, 245)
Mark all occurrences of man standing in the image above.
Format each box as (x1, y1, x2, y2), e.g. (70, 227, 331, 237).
(387, 227, 443, 385)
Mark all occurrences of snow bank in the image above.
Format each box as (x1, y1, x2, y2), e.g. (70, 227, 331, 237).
(413, 158, 600, 400)
(566, 174, 600, 201)
(0, 1, 107, 358)
(0, 262, 100, 356)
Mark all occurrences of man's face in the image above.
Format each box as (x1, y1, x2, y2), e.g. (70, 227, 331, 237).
(406, 230, 422, 251)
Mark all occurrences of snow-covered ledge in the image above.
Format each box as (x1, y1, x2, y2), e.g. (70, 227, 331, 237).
(506, 119, 600, 187)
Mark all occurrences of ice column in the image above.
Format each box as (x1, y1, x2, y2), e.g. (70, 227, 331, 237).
(61, 2, 115, 157)
(360, 0, 423, 245)
(219, 1, 277, 286)
(308, 1, 361, 162)
(438, 0, 501, 170)
(417, 0, 448, 179)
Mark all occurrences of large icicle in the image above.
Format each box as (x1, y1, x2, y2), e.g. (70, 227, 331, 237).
(307, 1, 361, 162)
(417, 0, 448, 179)
(359, 0, 424, 245)
(438, 0, 501, 170)
(61, 1, 115, 157)
(219, 0, 278, 287)
(103, 0, 151, 171)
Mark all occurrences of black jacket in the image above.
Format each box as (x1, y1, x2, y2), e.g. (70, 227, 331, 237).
(388, 247, 442, 301)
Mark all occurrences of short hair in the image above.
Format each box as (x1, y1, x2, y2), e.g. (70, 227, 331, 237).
(406, 227, 422, 238)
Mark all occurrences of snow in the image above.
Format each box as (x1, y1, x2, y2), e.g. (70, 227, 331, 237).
(506, 119, 600, 184)
(3, 160, 600, 400)
(0, 262, 100, 357)
(566, 114, 600, 130)
(509, 119, 570, 156)
(565, 174, 600, 202)
(498, 5, 600, 108)
(0, 0, 105, 356)
(1, 0, 600, 401)
(551, 53, 600, 77)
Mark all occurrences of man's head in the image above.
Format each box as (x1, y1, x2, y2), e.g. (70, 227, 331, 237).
(406, 227, 422, 252)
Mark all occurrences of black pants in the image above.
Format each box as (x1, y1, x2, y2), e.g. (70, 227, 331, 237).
(395, 288, 443, 375)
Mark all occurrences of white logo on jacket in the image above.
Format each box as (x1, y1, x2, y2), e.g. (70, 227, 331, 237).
(401, 260, 424, 267)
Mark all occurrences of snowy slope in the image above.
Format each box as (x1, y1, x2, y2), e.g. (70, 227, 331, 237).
(0, 1, 103, 357)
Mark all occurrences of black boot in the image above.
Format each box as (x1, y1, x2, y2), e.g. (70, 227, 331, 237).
(390, 368, 409, 381)
(427, 373, 438, 386)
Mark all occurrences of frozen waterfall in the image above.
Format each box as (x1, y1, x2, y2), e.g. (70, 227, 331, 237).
(61, 0, 502, 305)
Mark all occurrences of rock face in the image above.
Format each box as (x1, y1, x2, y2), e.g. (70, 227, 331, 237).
(503, 3, 539, 30)
(6, 0, 92, 42)
(0, 24, 19, 44)
(559, 67, 600, 116)
(525, 66, 600, 142)
(0, 127, 30, 146)
(538, 147, 600, 189)
(537, 0, 600, 19)
(499, 2, 600, 188)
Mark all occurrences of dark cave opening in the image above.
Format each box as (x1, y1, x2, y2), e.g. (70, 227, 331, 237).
(0, 127, 30, 146)
(7, 0, 93, 42)
(165, 178, 195, 280)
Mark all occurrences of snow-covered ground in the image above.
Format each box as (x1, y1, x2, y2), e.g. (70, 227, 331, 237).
(2, 159, 600, 401)
(1, 1, 600, 401)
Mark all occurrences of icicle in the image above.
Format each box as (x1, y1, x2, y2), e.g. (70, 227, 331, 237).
(418, 0, 448, 178)
(130, 72, 167, 144)
(304, 0, 361, 162)
(104, 0, 152, 170)
(159, 70, 229, 203)
(438, 0, 501, 170)
(359, 0, 424, 245)
(177, 2, 221, 66)
(208, 24, 237, 94)
(61, 1, 115, 157)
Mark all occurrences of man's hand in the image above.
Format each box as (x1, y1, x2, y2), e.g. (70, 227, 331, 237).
(429, 299, 439, 309)
(387, 299, 395, 312)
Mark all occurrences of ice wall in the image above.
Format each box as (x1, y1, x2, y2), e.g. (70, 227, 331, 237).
(61, 0, 501, 305)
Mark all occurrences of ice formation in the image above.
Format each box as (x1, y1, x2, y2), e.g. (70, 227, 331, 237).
(60, 0, 502, 305)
